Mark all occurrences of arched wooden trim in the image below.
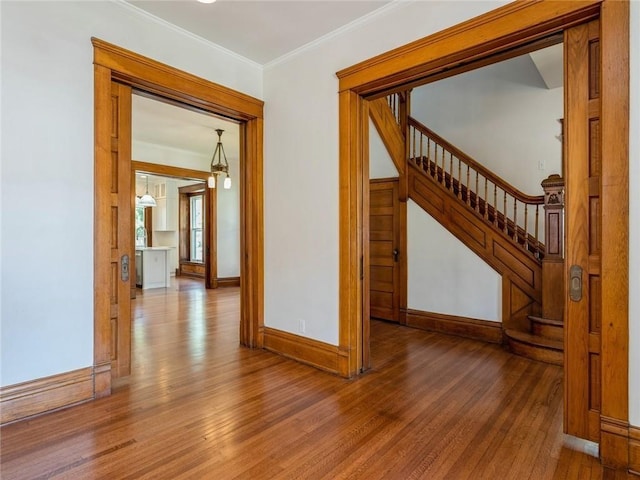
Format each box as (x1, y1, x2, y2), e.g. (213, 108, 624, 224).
(337, 0, 629, 469)
(93, 39, 264, 397)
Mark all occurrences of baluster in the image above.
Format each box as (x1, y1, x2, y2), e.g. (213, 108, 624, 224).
(411, 128, 416, 165)
(484, 178, 488, 220)
(493, 185, 498, 227)
(474, 171, 479, 212)
(524, 204, 529, 252)
(448, 152, 453, 191)
(439, 146, 443, 185)
(512, 200, 518, 243)
(424, 136, 428, 173)
(535, 205, 540, 257)
(457, 157, 462, 200)
(466, 165, 471, 206)
(503, 192, 508, 234)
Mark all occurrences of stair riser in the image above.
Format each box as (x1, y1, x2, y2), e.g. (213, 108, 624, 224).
(531, 323, 564, 342)
(507, 338, 563, 366)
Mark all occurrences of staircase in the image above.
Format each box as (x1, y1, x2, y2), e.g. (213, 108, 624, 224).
(374, 93, 565, 365)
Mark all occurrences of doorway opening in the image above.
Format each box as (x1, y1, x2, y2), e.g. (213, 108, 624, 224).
(93, 38, 264, 400)
(367, 39, 564, 370)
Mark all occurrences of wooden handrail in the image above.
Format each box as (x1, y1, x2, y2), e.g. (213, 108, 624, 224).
(408, 117, 544, 205)
(404, 106, 546, 260)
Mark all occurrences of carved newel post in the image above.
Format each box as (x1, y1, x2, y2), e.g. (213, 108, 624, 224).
(541, 174, 565, 321)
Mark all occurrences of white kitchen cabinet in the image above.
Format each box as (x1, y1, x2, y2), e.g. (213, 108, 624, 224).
(136, 247, 171, 289)
(152, 180, 177, 231)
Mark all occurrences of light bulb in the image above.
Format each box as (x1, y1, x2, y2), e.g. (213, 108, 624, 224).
(223, 176, 231, 190)
(208, 175, 216, 188)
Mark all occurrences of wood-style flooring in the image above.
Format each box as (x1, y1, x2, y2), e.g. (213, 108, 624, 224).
(0, 278, 633, 479)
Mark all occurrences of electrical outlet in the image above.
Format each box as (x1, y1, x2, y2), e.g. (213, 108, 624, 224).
(299, 319, 306, 334)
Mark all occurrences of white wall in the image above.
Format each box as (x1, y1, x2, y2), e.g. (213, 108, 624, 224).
(407, 201, 501, 321)
(133, 141, 211, 172)
(629, 0, 639, 427)
(263, 1, 507, 344)
(0, 1, 259, 387)
(411, 54, 563, 196)
(216, 174, 240, 278)
(369, 119, 399, 179)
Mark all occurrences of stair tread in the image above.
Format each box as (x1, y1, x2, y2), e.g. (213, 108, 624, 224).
(504, 329, 563, 350)
(528, 316, 564, 327)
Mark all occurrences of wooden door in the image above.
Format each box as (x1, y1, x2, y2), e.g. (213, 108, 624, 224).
(369, 179, 400, 323)
(108, 81, 133, 379)
(564, 19, 601, 442)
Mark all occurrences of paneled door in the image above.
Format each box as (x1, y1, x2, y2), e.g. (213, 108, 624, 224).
(564, 18, 601, 442)
(104, 81, 132, 380)
(369, 179, 401, 323)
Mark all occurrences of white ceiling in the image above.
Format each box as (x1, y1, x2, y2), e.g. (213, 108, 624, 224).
(126, 0, 392, 65)
(132, 93, 240, 158)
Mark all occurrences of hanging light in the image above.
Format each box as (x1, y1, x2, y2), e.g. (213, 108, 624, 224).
(137, 175, 157, 207)
(208, 128, 231, 190)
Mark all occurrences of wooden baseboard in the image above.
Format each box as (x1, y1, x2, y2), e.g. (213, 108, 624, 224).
(0, 367, 94, 425)
(630, 425, 640, 476)
(217, 276, 240, 287)
(263, 327, 341, 376)
(406, 309, 502, 344)
(600, 415, 630, 469)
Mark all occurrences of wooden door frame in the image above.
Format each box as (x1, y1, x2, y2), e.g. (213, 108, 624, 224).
(132, 161, 214, 287)
(337, 0, 629, 469)
(94, 38, 264, 398)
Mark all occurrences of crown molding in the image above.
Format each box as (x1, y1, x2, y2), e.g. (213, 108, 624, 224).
(113, 0, 263, 71)
(264, 0, 410, 71)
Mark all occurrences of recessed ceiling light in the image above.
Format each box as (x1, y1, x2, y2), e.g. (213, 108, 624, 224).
(197, 0, 216, 3)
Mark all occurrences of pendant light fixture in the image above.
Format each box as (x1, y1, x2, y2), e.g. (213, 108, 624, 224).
(137, 175, 157, 207)
(207, 128, 231, 190)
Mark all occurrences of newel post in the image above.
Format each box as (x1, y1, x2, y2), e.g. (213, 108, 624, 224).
(541, 174, 565, 321)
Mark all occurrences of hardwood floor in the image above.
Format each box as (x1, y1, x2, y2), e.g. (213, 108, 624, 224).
(0, 279, 633, 479)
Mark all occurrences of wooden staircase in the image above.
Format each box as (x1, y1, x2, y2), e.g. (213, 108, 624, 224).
(372, 93, 566, 365)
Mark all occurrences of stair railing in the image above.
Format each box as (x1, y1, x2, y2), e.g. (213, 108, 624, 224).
(408, 116, 545, 259)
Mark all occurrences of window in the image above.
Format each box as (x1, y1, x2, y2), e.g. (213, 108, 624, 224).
(135, 206, 147, 247)
(190, 194, 204, 262)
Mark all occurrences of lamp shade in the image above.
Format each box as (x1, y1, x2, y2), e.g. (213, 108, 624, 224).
(138, 193, 157, 207)
(223, 176, 231, 190)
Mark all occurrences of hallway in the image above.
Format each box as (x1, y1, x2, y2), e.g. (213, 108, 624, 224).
(0, 279, 629, 479)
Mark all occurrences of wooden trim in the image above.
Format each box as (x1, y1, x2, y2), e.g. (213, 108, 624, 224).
(368, 98, 405, 175)
(600, 416, 630, 469)
(178, 183, 206, 194)
(93, 64, 113, 398)
(132, 160, 209, 181)
(205, 176, 218, 289)
(630, 425, 640, 476)
(92, 38, 263, 120)
(0, 368, 94, 425)
(179, 261, 206, 278)
(405, 309, 503, 344)
(599, 0, 629, 468)
(263, 327, 341, 375)
(94, 39, 264, 399)
(339, 90, 366, 377)
(217, 276, 240, 287)
(336, 1, 600, 95)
